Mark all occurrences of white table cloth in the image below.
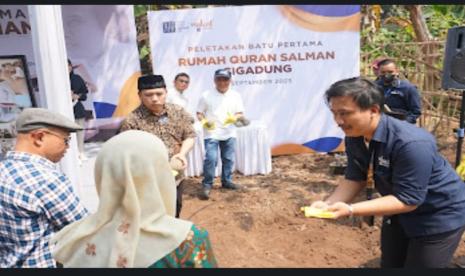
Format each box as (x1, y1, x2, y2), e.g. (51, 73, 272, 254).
(185, 120, 272, 177)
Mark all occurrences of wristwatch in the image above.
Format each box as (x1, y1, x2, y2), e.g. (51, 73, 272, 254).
(348, 204, 354, 218)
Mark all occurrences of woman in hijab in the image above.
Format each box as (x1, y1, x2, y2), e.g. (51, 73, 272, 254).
(51, 130, 217, 268)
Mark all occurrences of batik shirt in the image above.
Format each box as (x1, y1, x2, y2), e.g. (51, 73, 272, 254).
(0, 151, 88, 267)
(149, 224, 218, 268)
(120, 103, 196, 159)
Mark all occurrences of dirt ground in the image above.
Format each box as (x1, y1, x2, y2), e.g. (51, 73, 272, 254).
(180, 134, 465, 268)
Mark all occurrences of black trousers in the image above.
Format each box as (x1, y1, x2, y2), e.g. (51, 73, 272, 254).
(175, 180, 184, 218)
(380, 215, 465, 268)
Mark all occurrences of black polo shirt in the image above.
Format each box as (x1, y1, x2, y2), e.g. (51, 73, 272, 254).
(345, 114, 465, 237)
(376, 79, 422, 124)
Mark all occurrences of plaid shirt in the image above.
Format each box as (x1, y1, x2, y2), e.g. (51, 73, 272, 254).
(0, 151, 88, 268)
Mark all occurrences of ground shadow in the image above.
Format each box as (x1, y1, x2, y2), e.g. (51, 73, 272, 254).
(305, 180, 337, 194)
(360, 257, 380, 268)
(233, 211, 254, 231)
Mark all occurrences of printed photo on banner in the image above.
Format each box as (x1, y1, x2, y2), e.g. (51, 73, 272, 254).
(0, 55, 36, 137)
(61, 5, 141, 143)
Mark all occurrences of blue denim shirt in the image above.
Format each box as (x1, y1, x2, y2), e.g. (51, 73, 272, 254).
(376, 79, 422, 124)
(345, 114, 465, 237)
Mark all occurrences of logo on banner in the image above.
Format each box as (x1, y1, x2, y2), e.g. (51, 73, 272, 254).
(162, 21, 176, 33)
(191, 19, 213, 32)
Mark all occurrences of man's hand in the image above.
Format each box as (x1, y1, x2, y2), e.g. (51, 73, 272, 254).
(326, 202, 352, 219)
(170, 154, 187, 170)
(456, 158, 465, 181)
(201, 118, 216, 131)
(71, 93, 80, 101)
(309, 200, 329, 210)
(223, 112, 238, 126)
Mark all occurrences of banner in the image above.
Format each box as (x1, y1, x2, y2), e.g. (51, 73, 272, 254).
(0, 5, 39, 98)
(0, 5, 34, 71)
(1, 5, 141, 139)
(61, 5, 140, 120)
(148, 5, 360, 154)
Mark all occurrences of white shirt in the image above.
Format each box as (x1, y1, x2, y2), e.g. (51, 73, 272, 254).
(196, 88, 245, 140)
(166, 87, 188, 110)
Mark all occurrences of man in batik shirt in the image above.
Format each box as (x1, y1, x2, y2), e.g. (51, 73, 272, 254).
(120, 74, 196, 218)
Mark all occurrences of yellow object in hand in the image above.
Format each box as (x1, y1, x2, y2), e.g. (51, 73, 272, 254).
(201, 118, 215, 131)
(456, 158, 465, 180)
(172, 170, 179, 177)
(223, 112, 237, 126)
(300, 206, 336, 219)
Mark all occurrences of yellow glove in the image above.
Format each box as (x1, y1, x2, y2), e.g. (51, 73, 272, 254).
(456, 159, 465, 180)
(300, 206, 336, 219)
(223, 112, 237, 126)
(200, 118, 215, 131)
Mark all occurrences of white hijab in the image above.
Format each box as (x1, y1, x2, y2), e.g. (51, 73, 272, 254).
(51, 130, 193, 267)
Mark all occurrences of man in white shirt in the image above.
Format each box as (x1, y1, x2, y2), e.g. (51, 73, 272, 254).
(166, 72, 190, 111)
(196, 69, 245, 200)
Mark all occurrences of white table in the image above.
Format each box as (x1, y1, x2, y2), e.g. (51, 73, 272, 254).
(185, 120, 272, 177)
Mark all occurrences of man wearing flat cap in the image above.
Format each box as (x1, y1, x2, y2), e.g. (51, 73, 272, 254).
(120, 74, 196, 218)
(0, 108, 89, 268)
(196, 69, 245, 200)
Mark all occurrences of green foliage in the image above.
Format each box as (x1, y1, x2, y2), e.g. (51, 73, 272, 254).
(362, 5, 411, 61)
(363, 5, 465, 51)
(134, 5, 148, 18)
(139, 45, 150, 59)
(423, 5, 465, 39)
(361, 25, 413, 62)
(361, 5, 465, 76)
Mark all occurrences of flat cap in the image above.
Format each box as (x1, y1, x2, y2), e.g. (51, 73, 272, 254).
(138, 74, 166, 90)
(214, 69, 231, 79)
(16, 108, 83, 132)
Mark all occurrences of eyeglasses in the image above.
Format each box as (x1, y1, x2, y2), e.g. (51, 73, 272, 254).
(177, 79, 189, 84)
(43, 130, 71, 145)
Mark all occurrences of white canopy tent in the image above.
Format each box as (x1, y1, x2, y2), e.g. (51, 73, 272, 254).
(27, 5, 81, 191)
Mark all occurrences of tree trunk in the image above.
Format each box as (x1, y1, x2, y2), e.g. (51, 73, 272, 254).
(405, 5, 439, 90)
(405, 5, 432, 42)
(135, 11, 152, 75)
